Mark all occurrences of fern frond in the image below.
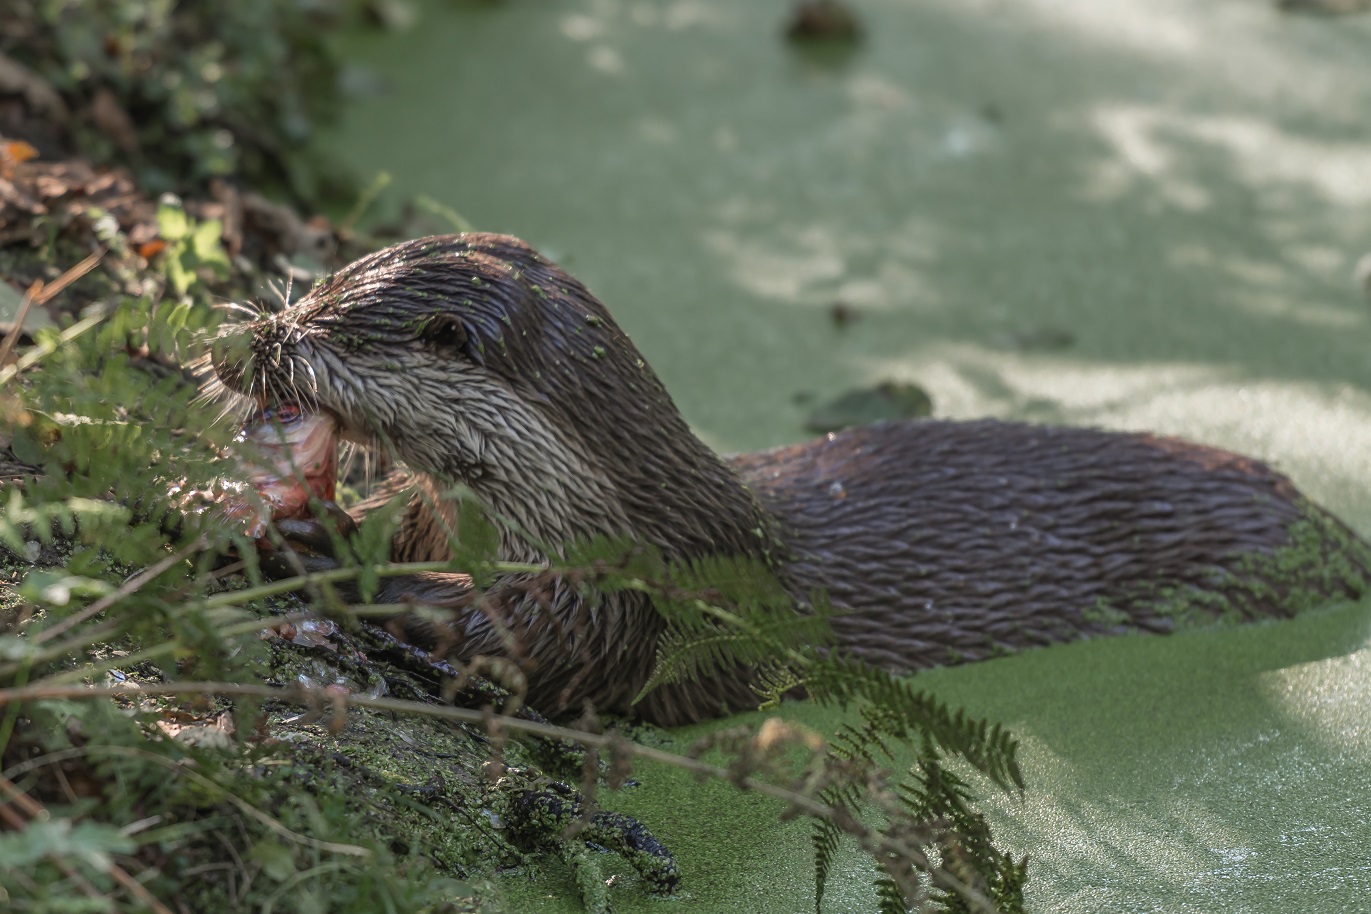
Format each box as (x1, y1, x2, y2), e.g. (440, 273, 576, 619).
(807, 655, 1023, 791)
(668, 551, 796, 609)
(634, 554, 835, 703)
(640, 609, 829, 697)
(558, 532, 666, 584)
(640, 627, 780, 697)
(812, 808, 845, 913)
(753, 662, 805, 709)
(874, 871, 910, 914)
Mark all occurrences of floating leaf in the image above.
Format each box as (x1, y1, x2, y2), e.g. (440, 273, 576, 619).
(805, 381, 933, 434)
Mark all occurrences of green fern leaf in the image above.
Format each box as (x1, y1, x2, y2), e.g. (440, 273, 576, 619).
(873, 872, 909, 914)
(812, 813, 844, 913)
(807, 655, 1024, 791)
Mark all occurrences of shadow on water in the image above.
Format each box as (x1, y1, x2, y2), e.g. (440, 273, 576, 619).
(328, 1, 1371, 909)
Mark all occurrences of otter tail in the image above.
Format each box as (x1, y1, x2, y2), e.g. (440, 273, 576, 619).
(734, 419, 1371, 672)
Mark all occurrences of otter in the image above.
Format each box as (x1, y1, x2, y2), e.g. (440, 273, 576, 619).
(210, 233, 1371, 725)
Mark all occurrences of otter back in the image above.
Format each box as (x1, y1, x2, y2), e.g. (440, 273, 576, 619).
(734, 419, 1370, 671)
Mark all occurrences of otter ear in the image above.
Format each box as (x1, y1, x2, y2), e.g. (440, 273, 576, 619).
(418, 312, 469, 353)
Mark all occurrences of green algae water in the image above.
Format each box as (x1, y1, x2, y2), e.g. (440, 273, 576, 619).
(327, 0, 1371, 909)
(331, 0, 1371, 532)
(505, 598, 1371, 913)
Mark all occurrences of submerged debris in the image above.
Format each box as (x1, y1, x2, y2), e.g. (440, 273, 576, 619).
(805, 380, 933, 433)
(785, 0, 864, 43)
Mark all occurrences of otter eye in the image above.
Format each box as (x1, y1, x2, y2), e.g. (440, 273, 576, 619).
(264, 402, 303, 424)
(418, 312, 468, 351)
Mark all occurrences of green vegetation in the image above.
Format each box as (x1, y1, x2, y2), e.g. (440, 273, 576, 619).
(2, 0, 348, 203)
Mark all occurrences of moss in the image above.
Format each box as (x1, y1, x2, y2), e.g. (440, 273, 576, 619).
(501, 779, 680, 904)
(1080, 597, 1129, 628)
(1081, 507, 1371, 637)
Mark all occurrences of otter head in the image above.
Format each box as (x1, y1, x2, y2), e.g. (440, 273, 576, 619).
(211, 233, 771, 559)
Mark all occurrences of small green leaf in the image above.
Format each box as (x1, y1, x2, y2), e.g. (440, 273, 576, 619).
(156, 202, 191, 242)
(0, 279, 54, 332)
(352, 495, 406, 603)
(0, 635, 34, 661)
(167, 252, 194, 296)
(248, 838, 298, 883)
(192, 218, 230, 278)
(0, 818, 134, 870)
(453, 491, 501, 582)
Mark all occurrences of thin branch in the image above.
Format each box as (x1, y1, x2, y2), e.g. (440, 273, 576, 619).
(0, 248, 105, 370)
(36, 539, 205, 644)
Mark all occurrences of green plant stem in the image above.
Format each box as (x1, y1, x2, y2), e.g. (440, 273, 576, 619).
(0, 305, 110, 388)
(6, 559, 510, 678)
(35, 540, 203, 645)
(10, 556, 574, 680)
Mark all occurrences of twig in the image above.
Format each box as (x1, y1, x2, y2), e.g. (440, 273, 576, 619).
(36, 539, 205, 644)
(0, 248, 105, 369)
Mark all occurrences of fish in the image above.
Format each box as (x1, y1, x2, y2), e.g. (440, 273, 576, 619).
(216, 403, 339, 540)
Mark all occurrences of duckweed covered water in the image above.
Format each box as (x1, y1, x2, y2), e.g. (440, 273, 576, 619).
(495, 598, 1371, 913)
(334, 0, 1371, 532)
(330, 1, 1371, 909)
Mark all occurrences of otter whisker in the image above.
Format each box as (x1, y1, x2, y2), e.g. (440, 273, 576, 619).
(184, 351, 214, 384)
(337, 440, 369, 496)
(191, 375, 225, 410)
(209, 393, 250, 430)
(299, 357, 317, 395)
(296, 356, 319, 408)
(214, 300, 259, 319)
(262, 278, 288, 313)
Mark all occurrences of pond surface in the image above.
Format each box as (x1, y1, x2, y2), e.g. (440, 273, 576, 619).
(330, 1, 1371, 910)
(523, 598, 1371, 914)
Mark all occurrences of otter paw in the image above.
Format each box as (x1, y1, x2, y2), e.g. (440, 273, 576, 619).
(255, 501, 359, 580)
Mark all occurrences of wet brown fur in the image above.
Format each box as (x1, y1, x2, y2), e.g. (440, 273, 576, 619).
(211, 233, 1371, 725)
